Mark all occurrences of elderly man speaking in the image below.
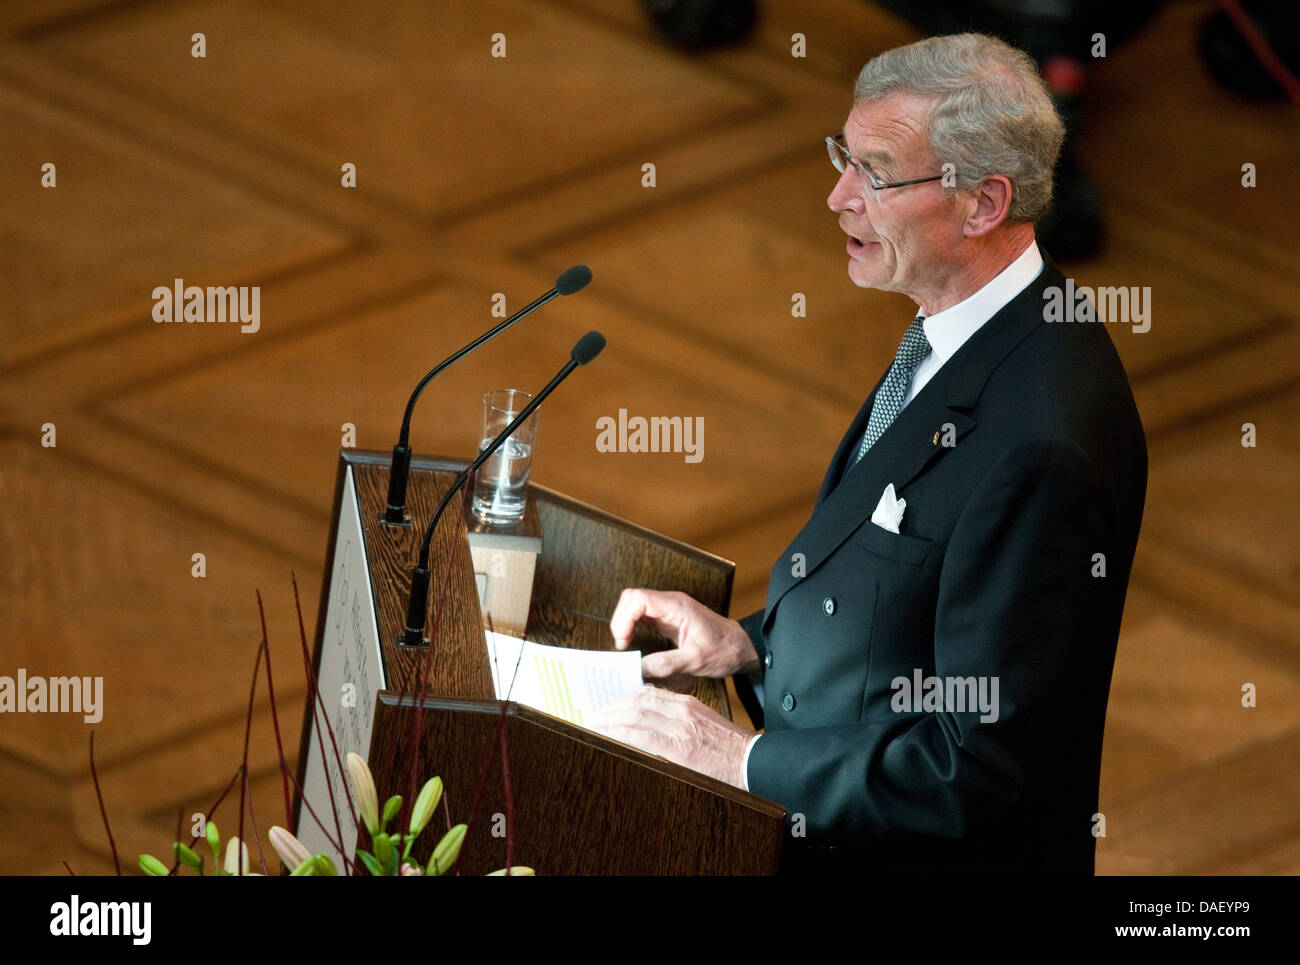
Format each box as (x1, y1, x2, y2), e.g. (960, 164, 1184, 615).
(591, 33, 1146, 875)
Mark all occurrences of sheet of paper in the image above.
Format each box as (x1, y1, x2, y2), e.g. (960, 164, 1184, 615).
(484, 631, 642, 728)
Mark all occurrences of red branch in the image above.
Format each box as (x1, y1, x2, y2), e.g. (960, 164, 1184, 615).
(78, 577, 370, 878)
(500, 706, 514, 875)
(243, 770, 269, 875)
(257, 588, 295, 829)
(284, 769, 351, 864)
(236, 638, 265, 875)
(399, 480, 474, 820)
(168, 807, 183, 875)
(460, 698, 509, 873)
(293, 574, 358, 875)
(88, 733, 120, 875)
(1218, 0, 1300, 102)
(190, 767, 243, 860)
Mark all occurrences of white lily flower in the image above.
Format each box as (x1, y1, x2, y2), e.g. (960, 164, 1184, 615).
(268, 826, 312, 870)
(346, 752, 380, 836)
(222, 836, 262, 876)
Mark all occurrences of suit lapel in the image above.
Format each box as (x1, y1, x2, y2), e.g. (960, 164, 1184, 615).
(764, 398, 976, 631)
(763, 256, 1065, 630)
(815, 373, 886, 505)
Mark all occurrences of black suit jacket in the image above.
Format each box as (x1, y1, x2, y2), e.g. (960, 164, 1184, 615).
(735, 255, 1146, 874)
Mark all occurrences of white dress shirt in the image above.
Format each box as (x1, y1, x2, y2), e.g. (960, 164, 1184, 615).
(905, 240, 1044, 406)
(740, 239, 1045, 791)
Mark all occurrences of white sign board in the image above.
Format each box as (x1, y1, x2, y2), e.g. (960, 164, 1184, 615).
(296, 465, 385, 873)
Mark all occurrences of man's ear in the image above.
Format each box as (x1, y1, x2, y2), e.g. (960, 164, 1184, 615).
(963, 175, 1014, 238)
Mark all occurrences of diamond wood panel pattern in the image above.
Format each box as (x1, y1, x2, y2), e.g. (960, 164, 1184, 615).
(1145, 386, 1300, 612)
(1, 0, 1297, 877)
(0, 78, 347, 367)
(0, 439, 315, 763)
(1103, 584, 1300, 797)
(25, 0, 765, 219)
(97, 262, 846, 541)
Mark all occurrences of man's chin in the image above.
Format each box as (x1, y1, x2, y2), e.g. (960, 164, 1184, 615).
(847, 262, 886, 290)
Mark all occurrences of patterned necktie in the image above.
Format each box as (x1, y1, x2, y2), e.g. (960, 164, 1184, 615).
(851, 315, 931, 468)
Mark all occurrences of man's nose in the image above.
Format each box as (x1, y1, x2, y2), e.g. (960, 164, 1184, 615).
(827, 166, 865, 213)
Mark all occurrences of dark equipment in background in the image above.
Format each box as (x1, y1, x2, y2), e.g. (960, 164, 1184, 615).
(1200, 0, 1300, 101)
(644, 0, 1300, 261)
(641, 0, 759, 49)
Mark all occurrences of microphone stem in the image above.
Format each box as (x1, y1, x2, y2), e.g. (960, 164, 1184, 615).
(416, 358, 577, 566)
(397, 287, 560, 448)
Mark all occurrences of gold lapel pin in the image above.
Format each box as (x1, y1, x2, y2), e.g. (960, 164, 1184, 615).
(931, 431, 939, 446)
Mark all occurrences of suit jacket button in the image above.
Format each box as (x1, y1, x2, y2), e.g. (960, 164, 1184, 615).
(764, 651, 773, 669)
(823, 597, 836, 616)
(782, 692, 795, 711)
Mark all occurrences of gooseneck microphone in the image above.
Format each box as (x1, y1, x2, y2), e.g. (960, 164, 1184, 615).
(382, 265, 593, 525)
(400, 330, 606, 647)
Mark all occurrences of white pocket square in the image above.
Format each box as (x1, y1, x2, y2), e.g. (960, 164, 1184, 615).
(870, 483, 906, 534)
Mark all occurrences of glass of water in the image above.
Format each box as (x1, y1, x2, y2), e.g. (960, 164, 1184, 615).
(471, 389, 537, 525)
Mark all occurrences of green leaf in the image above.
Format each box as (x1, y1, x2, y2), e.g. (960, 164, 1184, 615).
(173, 842, 203, 874)
(290, 856, 317, 876)
(312, 854, 338, 876)
(426, 824, 467, 877)
(138, 854, 169, 877)
(382, 795, 402, 831)
(356, 849, 384, 877)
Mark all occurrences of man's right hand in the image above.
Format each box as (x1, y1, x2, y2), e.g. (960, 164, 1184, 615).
(609, 588, 761, 689)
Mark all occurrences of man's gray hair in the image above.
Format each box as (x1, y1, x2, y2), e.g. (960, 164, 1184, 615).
(854, 33, 1064, 223)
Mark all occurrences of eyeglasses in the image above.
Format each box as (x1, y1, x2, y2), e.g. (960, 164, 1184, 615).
(826, 134, 943, 201)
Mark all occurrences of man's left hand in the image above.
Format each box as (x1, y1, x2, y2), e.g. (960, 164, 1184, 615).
(588, 686, 754, 789)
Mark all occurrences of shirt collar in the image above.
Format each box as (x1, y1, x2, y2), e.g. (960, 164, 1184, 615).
(919, 240, 1043, 365)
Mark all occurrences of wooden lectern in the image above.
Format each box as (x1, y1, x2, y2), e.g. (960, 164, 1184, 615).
(293, 449, 785, 875)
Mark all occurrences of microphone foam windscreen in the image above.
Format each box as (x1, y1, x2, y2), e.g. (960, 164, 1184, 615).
(570, 330, 605, 365)
(556, 264, 593, 295)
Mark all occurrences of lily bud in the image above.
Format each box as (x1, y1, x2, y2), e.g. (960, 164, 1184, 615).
(139, 854, 169, 876)
(409, 777, 443, 837)
(346, 752, 380, 837)
(373, 832, 393, 871)
(269, 826, 312, 870)
(382, 794, 402, 830)
(205, 820, 220, 861)
(173, 842, 202, 873)
(426, 823, 467, 876)
(223, 836, 251, 876)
